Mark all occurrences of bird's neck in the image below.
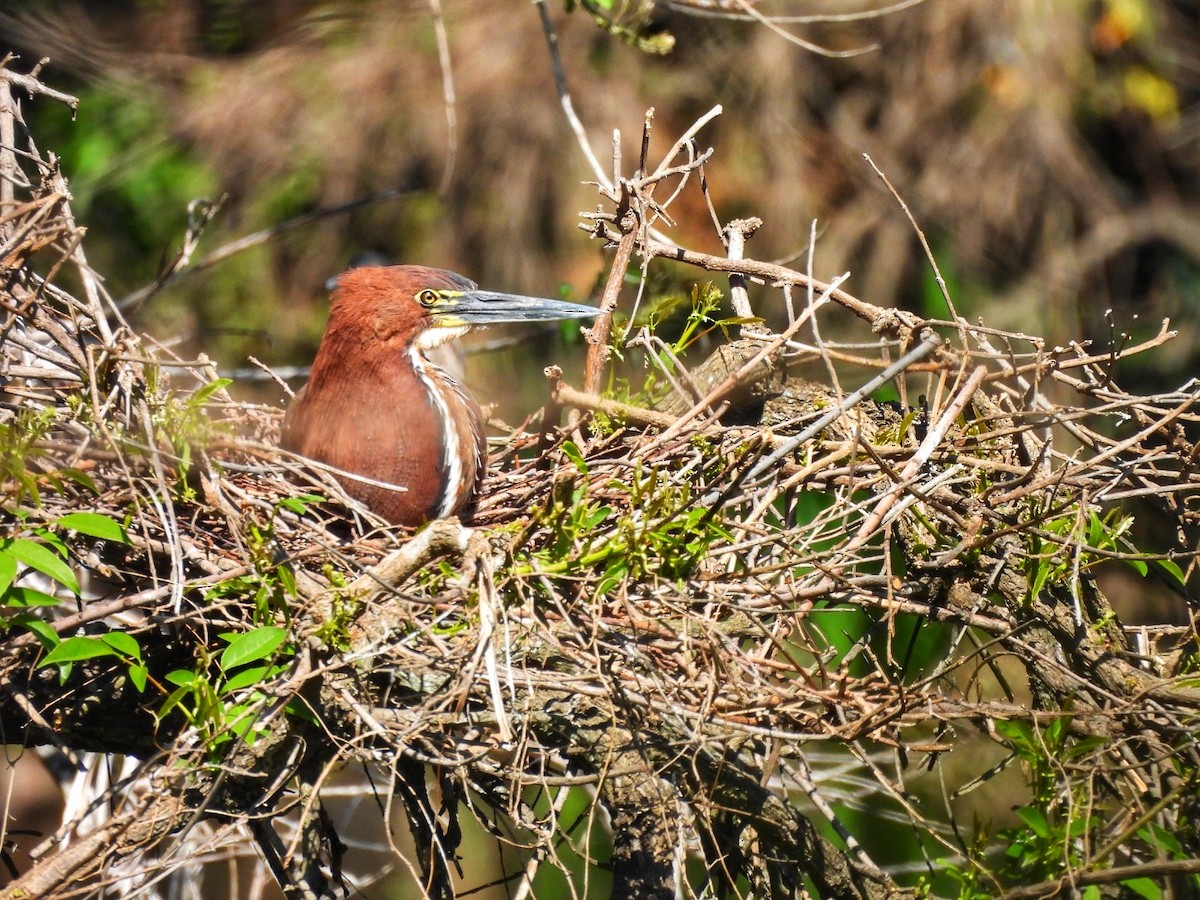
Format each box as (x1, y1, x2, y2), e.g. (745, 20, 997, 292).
(301, 330, 484, 523)
(405, 346, 482, 519)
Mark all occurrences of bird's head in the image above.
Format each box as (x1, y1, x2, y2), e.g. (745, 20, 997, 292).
(325, 265, 597, 351)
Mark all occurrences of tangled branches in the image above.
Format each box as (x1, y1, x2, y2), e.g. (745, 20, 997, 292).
(1, 64, 1199, 900)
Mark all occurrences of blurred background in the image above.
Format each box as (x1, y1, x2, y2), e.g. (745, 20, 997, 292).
(2, 0, 1198, 402)
(2, 2, 1199, 894)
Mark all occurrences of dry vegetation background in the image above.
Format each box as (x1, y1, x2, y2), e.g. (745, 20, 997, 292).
(1, 1, 1200, 898)
(4, 0, 1200, 386)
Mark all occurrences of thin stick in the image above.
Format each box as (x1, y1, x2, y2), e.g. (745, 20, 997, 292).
(117, 188, 412, 310)
(427, 0, 459, 195)
(738, 329, 942, 486)
(533, 0, 609, 190)
(583, 228, 636, 394)
(864, 153, 963, 329)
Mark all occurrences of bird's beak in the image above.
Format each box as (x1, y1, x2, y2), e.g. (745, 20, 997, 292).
(430, 290, 598, 328)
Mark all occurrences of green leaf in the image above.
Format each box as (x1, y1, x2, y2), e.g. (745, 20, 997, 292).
(994, 719, 1030, 744)
(159, 685, 194, 721)
(101, 631, 142, 661)
(585, 506, 613, 529)
(220, 626, 287, 671)
(278, 493, 325, 515)
(128, 664, 148, 693)
(0, 552, 17, 596)
(221, 664, 269, 695)
(13, 614, 59, 647)
(3, 538, 79, 595)
(1064, 735, 1107, 760)
(2, 586, 62, 607)
(57, 468, 99, 493)
(277, 565, 297, 598)
(1015, 806, 1051, 839)
(190, 377, 232, 407)
(1046, 715, 1069, 745)
(40, 636, 118, 667)
(596, 558, 627, 596)
(36, 529, 69, 558)
(284, 697, 318, 724)
(1158, 558, 1187, 586)
(561, 441, 588, 475)
(1138, 823, 1182, 856)
(1122, 877, 1162, 900)
(165, 669, 199, 687)
(226, 704, 266, 741)
(55, 512, 130, 544)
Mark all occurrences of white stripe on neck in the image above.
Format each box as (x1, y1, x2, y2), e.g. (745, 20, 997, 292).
(408, 346, 464, 519)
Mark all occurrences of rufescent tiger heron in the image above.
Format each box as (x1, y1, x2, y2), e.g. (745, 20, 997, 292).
(280, 265, 597, 525)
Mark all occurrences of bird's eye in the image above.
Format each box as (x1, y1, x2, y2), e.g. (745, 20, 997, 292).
(416, 289, 439, 308)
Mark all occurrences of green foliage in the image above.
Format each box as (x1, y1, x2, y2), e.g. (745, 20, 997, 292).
(994, 716, 1103, 884)
(603, 283, 748, 425)
(935, 713, 1195, 898)
(54, 511, 130, 543)
(1, 509, 130, 631)
(0, 407, 98, 506)
(38, 630, 148, 692)
(927, 829, 992, 899)
(203, 493, 322, 625)
(527, 442, 732, 595)
(32, 79, 218, 275)
(311, 563, 356, 653)
(1134, 821, 1198, 897)
(159, 625, 294, 758)
(150, 375, 233, 502)
(0, 508, 136, 684)
(0, 407, 56, 506)
(565, 0, 675, 54)
(1023, 505, 1145, 605)
(651, 283, 737, 354)
(1, 533, 77, 597)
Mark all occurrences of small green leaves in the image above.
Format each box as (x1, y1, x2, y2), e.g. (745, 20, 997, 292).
(560, 441, 588, 475)
(190, 376, 232, 407)
(0, 511, 128, 612)
(276, 492, 326, 516)
(158, 625, 295, 761)
(0, 552, 14, 595)
(1, 537, 79, 595)
(1121, 879, 1162, 900)
(54, 512, 130, 543)
(15, 615, 58, 647)
(220, 626, 287, 671)
(527, 452, 731, 600)
(1013, 806, 1051, 840)
(565, 0, 675, 54)
(1157, 557, 1186, 586)
(151, 375, 235, 503)
(37, 630, 148, 692)
(40, 635, 118, 667)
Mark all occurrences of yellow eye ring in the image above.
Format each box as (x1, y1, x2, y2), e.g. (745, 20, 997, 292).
(416, 289, 438, 308)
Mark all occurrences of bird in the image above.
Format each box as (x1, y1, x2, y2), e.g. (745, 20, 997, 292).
(280, 265, 597, 526)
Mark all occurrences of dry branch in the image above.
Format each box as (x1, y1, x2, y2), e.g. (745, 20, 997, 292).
(1, 63, 1198, 900)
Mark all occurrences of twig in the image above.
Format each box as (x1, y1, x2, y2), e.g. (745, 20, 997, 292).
(117, 188, 413, 311)
(738, 328, 942, 486)
(427, 0, 458, 195)
(533, 0, 609, 190)
(723, 217, 765, 334)
(583, 227, 636, 394)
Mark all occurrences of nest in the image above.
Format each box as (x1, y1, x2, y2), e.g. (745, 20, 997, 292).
(2, 65, 1200, 900)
